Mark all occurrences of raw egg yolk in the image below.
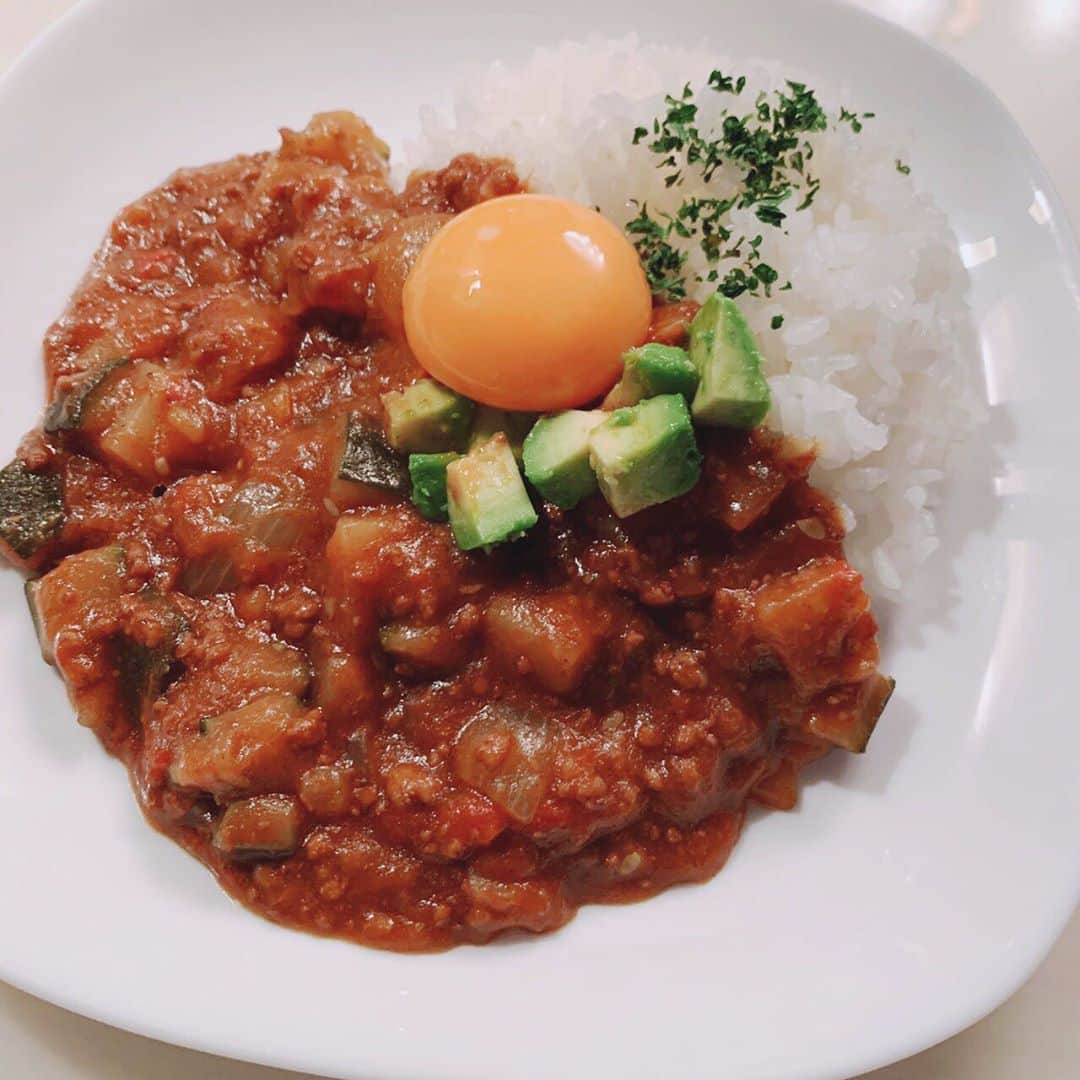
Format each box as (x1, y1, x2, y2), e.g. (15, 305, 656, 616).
(402, 194, 652, 411)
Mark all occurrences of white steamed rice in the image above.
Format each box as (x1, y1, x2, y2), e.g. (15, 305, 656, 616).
(403, 35, 984, 598)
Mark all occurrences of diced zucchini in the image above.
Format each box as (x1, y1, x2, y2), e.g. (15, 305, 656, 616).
(408, 452, 459, 522)
(807, 674, 895, 753)
(43, 358, 131, 433)
(379, 622, 465, 675)
(329, 412, 408, 509)
(346, 727, 369, 772)
(588, 394, 702, 517)
(169, 691, 312, 797)
(26, 545, 126, 665)
(603, 344, 700, 410)
(690, 295, 771, 428)
(213, 795, 302, 862)
(381, 379, 474, 453)
(522, 410, 604, 509)
(26, 544, 129, 732)
(446, 434, 538, 551)
(468, 407, 535, 462)
(111, 590, 186, 726)
(0, 459, 64, 562)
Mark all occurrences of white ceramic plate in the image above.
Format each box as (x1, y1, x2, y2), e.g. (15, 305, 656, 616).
(1, 1, 1077, 1078)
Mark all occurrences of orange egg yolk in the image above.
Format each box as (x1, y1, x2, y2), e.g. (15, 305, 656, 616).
(402, 194, 652, 411)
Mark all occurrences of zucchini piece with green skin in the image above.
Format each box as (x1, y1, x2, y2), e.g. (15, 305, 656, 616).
(43, 357, 131, 433)
(602, 344, 700, 410)
(26, 544, 129, 732)
(522, 410, 604, 510)
(381, 379, 474, 453)
(0, 459, 64, 562)
(408, 452, 459, 521)
(588, 395, 702, 518)
(689, 295, 771, 429)
(446, 434, 538, 551)
(808, 674, 896, 754)
(213, 795, 302, 862)
(467, 407, 535, 462)
(329, 413, 409, 509)
(111, 590, 186, 727)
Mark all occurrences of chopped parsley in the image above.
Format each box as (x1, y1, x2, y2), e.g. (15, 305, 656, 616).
(626, 72, 875, 305)
(895, 158, 911, 175)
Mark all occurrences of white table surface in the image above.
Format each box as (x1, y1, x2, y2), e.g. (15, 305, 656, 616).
(1, 1, 1076, 1077)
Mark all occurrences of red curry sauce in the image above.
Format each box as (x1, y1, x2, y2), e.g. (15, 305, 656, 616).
(5, 113, 891, 950)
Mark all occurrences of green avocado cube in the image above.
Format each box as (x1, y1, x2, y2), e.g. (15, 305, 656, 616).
(382, 379, 474, 453)
(689, 294, 771, 429)
(588, 394, 702, 518)
(446, 434, 538, 550)
(408, 452, 459, 522)
(468, 406, 536, 462)
(603, 343, 700, 409)
(522, 410, 604, 509)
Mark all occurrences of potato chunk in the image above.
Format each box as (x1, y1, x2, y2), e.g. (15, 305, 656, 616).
(484, 591, 603, 694)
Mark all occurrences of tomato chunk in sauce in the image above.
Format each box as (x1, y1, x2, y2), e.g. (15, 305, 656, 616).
(8, 113, 891, 951)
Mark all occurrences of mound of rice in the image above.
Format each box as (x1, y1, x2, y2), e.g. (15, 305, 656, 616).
(404, 35, 984, 598)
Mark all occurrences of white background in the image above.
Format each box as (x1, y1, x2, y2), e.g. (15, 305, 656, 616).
(0, 1, 1076, 1077)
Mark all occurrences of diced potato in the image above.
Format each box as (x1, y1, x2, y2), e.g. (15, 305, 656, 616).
(175, 293, 295, 402)
(484, 591, 603, 694)
(753, 557, 874, 692)
(325, 510, 410, 585)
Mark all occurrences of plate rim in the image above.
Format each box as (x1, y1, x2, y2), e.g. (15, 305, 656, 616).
(0, 1, 1078, 1078)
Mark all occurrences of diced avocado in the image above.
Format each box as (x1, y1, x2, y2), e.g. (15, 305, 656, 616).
(468, 407, 535, 462)
(689, 294, 771, 429)
(330, 412, 408, 507)
(381, 379, 474, 453)
(43, 357, 131, 433)
(446, 434, 538, 551)
(0, 459, 64, 562)
(408, 452, 459, 521)
(603, 344, 700, 410)
(522, 410, 604, 509)
(588, 394, 702, 518)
